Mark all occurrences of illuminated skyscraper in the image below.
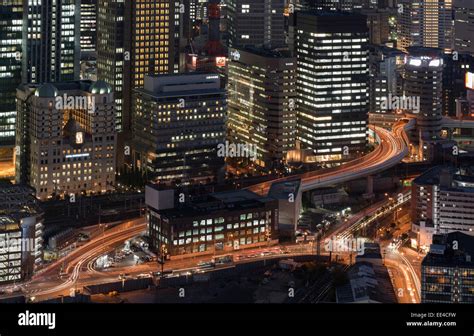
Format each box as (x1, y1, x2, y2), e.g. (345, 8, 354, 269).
(404, 47, 444, 160)
(22, 0, 80, 84)
(97, 0, 184, 135)
(398, 0, 454, 52)
(0, 1, 22, 151)
(227, 0, 286, 49)
(227, 47, 297, 171)
(294, 11, 369, 163)
(80, 0, 97, 59)
(454, 0, 474, 56)
(97, 0, 127, 132)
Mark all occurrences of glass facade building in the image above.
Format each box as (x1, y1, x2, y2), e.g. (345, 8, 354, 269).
(0, 1, 22, 149)
(132, 73, 226, 184)
(22, 0, 80, 84)
(421, 232, 474, 303)
(293, 11, 369, 163)
(147, 188, 279, 257)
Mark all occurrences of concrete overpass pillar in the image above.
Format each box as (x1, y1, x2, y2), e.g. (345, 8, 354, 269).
(448, 128, 454, 140)
(363, 175, 375, 199)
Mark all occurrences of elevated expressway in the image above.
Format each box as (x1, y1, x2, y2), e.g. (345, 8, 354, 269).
(248, 119, 415, 195)
(441, 117, 474, 129)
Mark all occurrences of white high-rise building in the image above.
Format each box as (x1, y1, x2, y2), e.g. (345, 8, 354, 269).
(412, 166, 474, 249)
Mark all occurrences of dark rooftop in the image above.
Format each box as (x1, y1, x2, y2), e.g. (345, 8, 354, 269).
(422, 231, 474, 268)
(157, 190, 276, 220)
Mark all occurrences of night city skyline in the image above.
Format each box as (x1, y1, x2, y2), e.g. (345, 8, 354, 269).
(0, 0, 474, 332)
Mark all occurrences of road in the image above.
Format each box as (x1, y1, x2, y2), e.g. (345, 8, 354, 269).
(248, 123, 412, 195)
(3, 189, 421, 303)
(5, 119, 419, 301)
(16, 219, 146, 300)
(384, 244, 421, 303)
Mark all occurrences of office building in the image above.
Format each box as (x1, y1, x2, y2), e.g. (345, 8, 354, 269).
(362, 8, 391, 45)
(184, 0, 226, 77)
(227, 48, 297, 172)
(411, 166, 474, 249)
(97, 0, 184, 135)
(369, 45, 404, 114)
(301, 0, 355, 11)
(227, 0, 286, 49)
(443, 53, 474, 117)
(294, 11, 369, 163)
(132, 73, 226, 184)
(0, 184, 43, 283)
(454, 0, 474, 56)
(404, 47, 444, 159)
(398, 0, 454, 52)
(15, 81, 117, 200)
(299, 0, 394, 11)
(456, 72, 474, 119)
(145, 186, 279, 258)
(421, 231, 474, 303)
(22, 0, 80, 84)
(80, 0, 97, 60)
(0, 1, 22, 152)
(97, 0, 127, 132)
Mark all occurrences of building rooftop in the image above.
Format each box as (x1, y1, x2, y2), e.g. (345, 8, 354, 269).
(157, 189, 276, 220)
(136, 73, 224, 98)
(35, 83, 59, 98)
(336, 261, 397, 303)
(26, 80, 106, 96)
(413, 165, 474, 193)
(0, 183, 42, 229)
(89, 80, 112, 94)
(422, 231, 474, 268)
(268, 179, 301, 201)
(234, 46, 294, 59)
(407, 46, 443, 58)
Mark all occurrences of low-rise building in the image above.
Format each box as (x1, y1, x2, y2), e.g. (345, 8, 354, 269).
(337, 243, 396, 303)
(336, 261, 397, 303)
(0, 184, 43, 283)
(421, 231, 474, 303)
(411, 166, 474, 249)
(145, 185, 279, 259)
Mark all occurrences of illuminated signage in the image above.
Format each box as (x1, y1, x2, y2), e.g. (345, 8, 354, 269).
(408, 58, 422, 67)
(216, 57, 226, 67)
(75, 131, 84, 144)
(466, 72, 474, 90)
(428, 59, 441, 67)
(65, 153, 90, 159)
